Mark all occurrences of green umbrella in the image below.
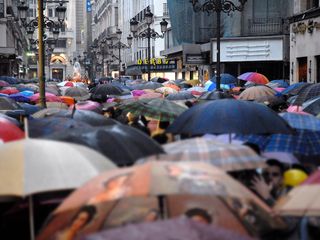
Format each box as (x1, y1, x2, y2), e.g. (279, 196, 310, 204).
(119, 98, 187, 123)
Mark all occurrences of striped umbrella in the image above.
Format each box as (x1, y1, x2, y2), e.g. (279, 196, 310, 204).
(119, 98, 187, 123)
(275, 170, 320, 216)
(239, 86, 276, 101)
(238, 72, 269, 85)
(140, 138, 266, 171)
(280, 112, 320, 131)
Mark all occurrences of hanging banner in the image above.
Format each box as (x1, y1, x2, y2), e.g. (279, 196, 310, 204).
(86, 0, 92, 12)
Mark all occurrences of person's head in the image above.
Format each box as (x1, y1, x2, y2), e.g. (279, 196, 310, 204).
(69, 205, 97, 232)
(185, 208, 212, 224)
(264, 159, 285, 189)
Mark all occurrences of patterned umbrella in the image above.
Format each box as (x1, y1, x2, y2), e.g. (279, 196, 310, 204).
(294, 83, 320, 105)
(239, 86, 276, 101)
(302, 96, 320, 116)
(238, 72, 269, 85)
(274, 170, 320, 216)
(237, 130, 320, 156)
(119, 98, 187, 123)
(281, 82, 311, 96)
(140, 138, 266, 171)
(280, 112, 320, 131)
(167, 99, 293, 135)
(72, 101, 102, 113)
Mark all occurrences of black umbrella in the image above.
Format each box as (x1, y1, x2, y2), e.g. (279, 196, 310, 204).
(64, 87, 90, 101)
(0, 97, 22, 110)
(167, 99, 293, 135)
(151, 77, 168, 83)
(198, 91, 233, 101)
(90, 84, 123, 102)
(131, 82, 163, 90)
(47, 124, 164, 166)
(32, 109, 118, 127)
(302, 96, 320, 116)
(29, 117, 93, 138)
(166, 91, 195, 101)
(294, 83, 320, 105)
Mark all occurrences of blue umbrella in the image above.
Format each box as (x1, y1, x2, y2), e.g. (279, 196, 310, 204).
(167, 99, 293, 135)
(268, 80, 290, 88)
(237, 130, 320, 156)
(204, 81, 235, 91)
(302, 96, 320, 116)
(211, 73, 237, 85)
(0, 76, 18, 84)
(18, 103, 42, 116)
(8, 93, 31, 102)
(280, 112, 320, 131)
(281, 82, 311, 95)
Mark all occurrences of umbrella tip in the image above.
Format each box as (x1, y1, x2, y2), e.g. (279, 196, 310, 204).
(71, 104, 76, 119)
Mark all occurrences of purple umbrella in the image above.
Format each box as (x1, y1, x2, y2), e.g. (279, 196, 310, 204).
(83, 218, 253, 240)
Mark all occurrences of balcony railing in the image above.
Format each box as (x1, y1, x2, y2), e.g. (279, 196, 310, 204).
(247, 18, 288, 35)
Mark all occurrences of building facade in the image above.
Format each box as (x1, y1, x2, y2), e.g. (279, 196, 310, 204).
(162, 0, 293, 82)
(290, 0, 320, 83)
(0, 0, 28, 78)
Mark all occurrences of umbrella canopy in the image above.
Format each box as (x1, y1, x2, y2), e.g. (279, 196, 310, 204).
(0, 87, 19, 95)
(186, 87, 206, 93)
(239, 86, 276, 101)
(204, 81, 235, 91)
(155, 87, 178, 95)
(119, 98, 187, 123)
(8, 92, 31, 102)
(183, 79, 200, 86)
(90, 84, 123, 102)
(29, 117, 93, 138)
(83, 218, 254, 240)
(167, 99, 293, 135)
(281, 82, 311, 96)
(45, 85, 61, 96)
(198, 91, 233, 101)
(0, 80, 10, 87)
(254, 95, 286, 107)
(237, 130, 320, 156)
(166, 91, 195, 101)
(41, 101, 68, 109)
(0, 118, 24, 142)
(131, 82, 163, 90)
(286, 105, 310, 115)
(0, 139, 116, 197)
(30, 93, 61, 103)
(294, 83, 320, 105)
(0, 96, 23, 110)
(72, 101, 102, 113)
(280, 112, 320, 131)
(162, 83, 181, 91)
(39, 161, 283, 239)
(138, 92, 163, 99)
(0, 76, 18, 84)
(238, 72, 269, 85)
(151, 77, 169, 83)
(275, 170, 320, 216)
(140, 138, 265, 171)
(47, 125, 164, 166)
(302, 96, 320, 116)
(210, 73, 237, 85)
(64, 87, 90, 101)
(131, 90, 146, 97)
(267, 80, 290, 89)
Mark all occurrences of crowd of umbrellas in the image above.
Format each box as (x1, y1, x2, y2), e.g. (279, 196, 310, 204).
(0, 72, 320, 240)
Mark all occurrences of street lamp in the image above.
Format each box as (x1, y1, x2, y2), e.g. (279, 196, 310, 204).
(103, 29, 132, 79)
(190, 0, 247, 91)
(130, 8, 168, 81)
(17, 0, 67, 108)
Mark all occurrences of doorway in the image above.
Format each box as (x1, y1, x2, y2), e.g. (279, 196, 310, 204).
(52, 68, 64, 81)
(298, 57, 307, 82)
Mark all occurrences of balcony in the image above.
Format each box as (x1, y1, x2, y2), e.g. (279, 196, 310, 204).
(247, 18, 289, 36)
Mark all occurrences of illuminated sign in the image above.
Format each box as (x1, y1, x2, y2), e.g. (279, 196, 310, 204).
(137, 58, 170, 65)
(86, 0, 92, 12)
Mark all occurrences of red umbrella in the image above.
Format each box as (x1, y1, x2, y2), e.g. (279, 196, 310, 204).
(0, 87, 19, 95)
(30, 93, 62, 103)
(0, 118, 24, 142)
(238, 72, 269, 85)
(64, 81, 75, 87)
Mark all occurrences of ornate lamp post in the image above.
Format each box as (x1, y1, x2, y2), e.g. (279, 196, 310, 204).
(103, 29, 132, 79)
(130, 9, 168, 81)
(18, 0, 67, 107)
(190, 0, 247, 90)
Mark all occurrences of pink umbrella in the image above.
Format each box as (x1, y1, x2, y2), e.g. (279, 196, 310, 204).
(64, 81, 75, 87)
(30, 93, 62, 103)
(131, 90, 146, 97)
(138, 92, 163, 99)
(238, 72, 269, 85)
(70, 100, 101, 112)
(286, 105, 311, 115)
(0, 80, 10, 87)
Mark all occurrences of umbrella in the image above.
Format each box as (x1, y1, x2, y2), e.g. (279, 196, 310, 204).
(237, 130, 320, 156)
(0, 139, 116, 197)
(254, 95, 286, 107)
(162, 83, 181, 91)
(64, 87, 90, 101)
(131, 90, 146, 97)
(155, 87, 178, 95)
(72, 101, 102, 113)
(0, 113, 20, 126)
(167, 99, 293, 135)
(45, 86, 60, 96)
(198, 91, 233, 101)
(59, 96, 75, 106)
(267, 80, 289, 89)
(239, 86, 276, 101)
(302, 96, 320, 116)
(0, 87, 19, 95)
(0, 96, 23, 110)
(131, 82, 163, 90)
(183, 79, 200, 86)
(210, 73, 237, 85)
(281, 82, 311, 96)
(138, 92, 163, 99)
(30, 93, 61, 103)
(186, 86, 206, 93)
(166, 91, 195, 101)
(38, 161, 283, 239)
(0, 118, 24, 142)
(204, 81, 235, 91)
(280, 112, 320, 131)
(41, 102, 68, 109)
(140, 138, 266, 171)
(274, 170, 320, 216)
(294, 83, 320, 105)
(18, 103, 42, 116)
(57, 81, 74, 87)
(286, 105, 310, 115)
(8, 92, 31, 102)
(83, 218, 254, 240)
(119, 98, 187, 123)
(91, 84, 123, 102)
(47, 124, 164, 166)
(261, 152, 299, 165)
(238, 72, 269, 85)
(29, 117, 92, 138)
(32, 109, 118, 127)
(151, 77, 169, 83)
(0, 76, 18, 84)
(0, 80, 10, 87)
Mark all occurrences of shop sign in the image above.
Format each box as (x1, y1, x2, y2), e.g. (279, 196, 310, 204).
(137, 58, 170, 65)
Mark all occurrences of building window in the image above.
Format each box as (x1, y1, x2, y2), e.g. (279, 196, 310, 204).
(316, 56, 320, 83)
(298, 57, 308, 82)
(48, 8, 53, 18)
(115, 7, 118, 27)
(253, 0, 280, 21)
(27, 9, 34, 18)
(163, 3, 168, 16)
(307, 0, 319, 9)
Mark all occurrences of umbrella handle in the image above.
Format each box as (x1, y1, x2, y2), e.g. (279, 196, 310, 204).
(29, 196, 35, 240)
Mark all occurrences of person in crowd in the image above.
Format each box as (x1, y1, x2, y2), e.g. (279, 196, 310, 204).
(185, 208, 212, 224)
(126, 112, 150, 136)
